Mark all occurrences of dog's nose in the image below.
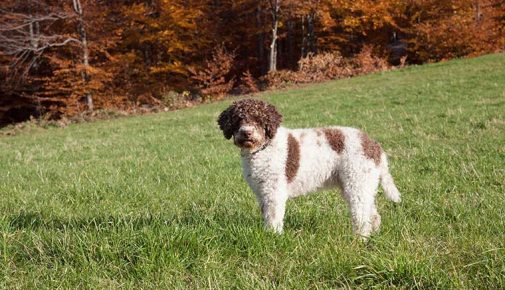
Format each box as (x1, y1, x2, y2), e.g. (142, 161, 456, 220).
(242, 130, 253, 137)
(239, 125, 255, 138)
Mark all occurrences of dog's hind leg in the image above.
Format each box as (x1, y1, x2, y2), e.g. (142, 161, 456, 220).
(342, 170, 380, 238)
(371, 203, 381, 233)
(348, 195, 375, 238)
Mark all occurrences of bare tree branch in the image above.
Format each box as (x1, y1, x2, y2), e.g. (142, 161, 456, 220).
(0, 2, 81, 83)
(0, 12, 73, 32)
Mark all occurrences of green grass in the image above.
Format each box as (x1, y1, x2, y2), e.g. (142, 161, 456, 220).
(1, 53, 505, 289)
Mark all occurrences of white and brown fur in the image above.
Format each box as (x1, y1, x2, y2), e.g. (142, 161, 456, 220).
(218, 99, 401, 237)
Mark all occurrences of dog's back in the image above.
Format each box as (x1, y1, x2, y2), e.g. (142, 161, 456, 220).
(219, 99, 400, 235)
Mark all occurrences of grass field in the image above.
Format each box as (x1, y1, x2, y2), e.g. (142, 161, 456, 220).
(1, 53, 505, 289)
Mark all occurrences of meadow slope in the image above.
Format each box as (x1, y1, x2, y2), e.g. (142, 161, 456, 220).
(1, 53, 504, 288)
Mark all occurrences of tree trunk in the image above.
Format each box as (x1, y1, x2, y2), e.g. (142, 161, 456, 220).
(73, 0, 93, 111)
(268, 0, 280, 72)
(287, 20, 294, 68)
(143, 43, 152, 66)
(256, 5, 266, 74)
(301, 15, 306, 58)
(270, 20, 277, 72)
(474, 1, 482, 24)
(307, 11, 316, 54)
(29, 19, 42, 117)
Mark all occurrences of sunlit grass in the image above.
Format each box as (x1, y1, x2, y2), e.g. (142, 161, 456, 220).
(1, 53, 504, 288)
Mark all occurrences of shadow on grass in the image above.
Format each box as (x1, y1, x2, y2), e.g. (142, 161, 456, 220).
(5, 207, 260, 233)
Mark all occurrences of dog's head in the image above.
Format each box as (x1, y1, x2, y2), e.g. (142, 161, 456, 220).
(217, 99, 283, 151)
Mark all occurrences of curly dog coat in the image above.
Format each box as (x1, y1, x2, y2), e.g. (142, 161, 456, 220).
(217, 99, 401, 237)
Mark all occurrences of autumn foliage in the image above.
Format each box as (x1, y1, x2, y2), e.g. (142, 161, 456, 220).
(190, 46, 236, 100)
(1, 0, 504, 125)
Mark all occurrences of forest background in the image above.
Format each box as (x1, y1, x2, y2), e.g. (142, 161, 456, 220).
(1, 0, 504, 125)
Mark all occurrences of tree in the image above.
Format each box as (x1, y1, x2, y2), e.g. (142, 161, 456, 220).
(267, 0, 281, 72)
(0, 1, 82, 121)
(400, 0, 505, 62)
(0, 0, 117, 120)
(72, 0, 92, 111)
(0, 1, 79, 84)
(120, 0, 212, 94)
(1, 0, 504, 125)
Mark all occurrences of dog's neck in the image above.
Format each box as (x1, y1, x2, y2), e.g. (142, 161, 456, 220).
(240, 139, 271, 158)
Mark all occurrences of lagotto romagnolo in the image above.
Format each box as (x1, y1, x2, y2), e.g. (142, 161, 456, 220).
(217, 99, 401, 237)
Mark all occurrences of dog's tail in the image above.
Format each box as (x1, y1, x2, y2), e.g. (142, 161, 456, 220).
(379, 152, 401, 203)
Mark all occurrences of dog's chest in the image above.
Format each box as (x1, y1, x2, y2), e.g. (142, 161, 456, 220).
(241, 148, 285, 194)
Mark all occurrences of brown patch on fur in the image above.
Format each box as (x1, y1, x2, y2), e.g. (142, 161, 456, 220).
(285, 134, 300, 183)
(323, 128, 345, 153)
(360, 132, 382, 165)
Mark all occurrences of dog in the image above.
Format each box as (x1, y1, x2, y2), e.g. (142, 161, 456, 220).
(217, 98, 401, 237)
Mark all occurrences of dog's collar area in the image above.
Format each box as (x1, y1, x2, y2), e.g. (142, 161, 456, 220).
(242, 140, 271, 156)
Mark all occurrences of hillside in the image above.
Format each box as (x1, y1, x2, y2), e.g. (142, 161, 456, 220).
(1, 53, 504, 288)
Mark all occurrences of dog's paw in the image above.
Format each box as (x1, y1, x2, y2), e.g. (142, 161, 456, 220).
(265, 221, 284, 234)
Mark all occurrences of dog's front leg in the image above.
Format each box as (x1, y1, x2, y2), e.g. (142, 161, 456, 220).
(259, 184, 288, 234)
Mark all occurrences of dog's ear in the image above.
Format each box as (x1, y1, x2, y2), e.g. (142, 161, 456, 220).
(217, 105, 235, 139)
(263, 103, 283, 139)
